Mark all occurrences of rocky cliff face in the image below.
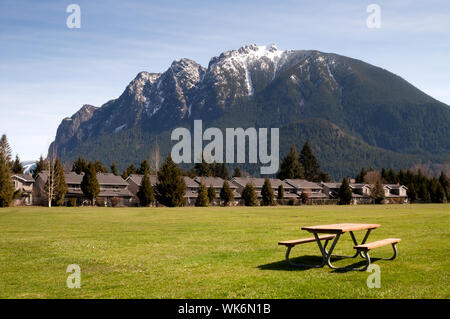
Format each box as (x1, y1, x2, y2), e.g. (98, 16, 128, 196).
(49, 44, 450, 178)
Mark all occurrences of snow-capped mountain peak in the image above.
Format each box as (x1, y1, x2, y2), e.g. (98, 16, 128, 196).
(168, 58, 206, 91)
(205, 43, 291, 97)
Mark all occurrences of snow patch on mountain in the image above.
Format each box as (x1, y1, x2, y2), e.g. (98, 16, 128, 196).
(114, 124, 126, 133)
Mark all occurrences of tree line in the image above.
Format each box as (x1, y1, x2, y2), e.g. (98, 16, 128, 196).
(0, 133, 448, 207)
(353, 166, 448, 203)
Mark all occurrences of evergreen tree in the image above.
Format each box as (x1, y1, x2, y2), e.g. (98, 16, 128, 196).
(33, 155, 47, 179)
(242, 183, 258, 206)
(220, 180, 234, 206)
(398, 169, 406, 185)
(221, 163, 228, 179)
(137, 171, 154, 206)
(319, 172, 331, 183)
(435, 184, 447, 203)
(277, 146, 304, 180)
(0, 134, 12, 164)
(127, 164, 137, 175)
(438, 171, 449, 199)
(94, 160, 108, 173)
(72, 156, 87, 174)
(300, 142, 322, 182)
(355, 167, 367, 183)
(232, 167, 242, 178)
(155, 155, 186, 207)
(387, 168, 398, 184)
(11, 154, 23, 174)
(80, 161, 100, 205)
(53, 158, 68, 206)
(0, 156, 14, 207)
(0, 134, 14, 207)
(277, 184, 284, 200)
(137, 160, 150, 175)
(207, 185, 216, 203)
(372, 180, 385, 204)
(195, 180, 209, 207)
(338, 177, 352, 205)
(194, 156, 212, 177)
(418, 181, 430, 202)
(110, 162, 119, 176)
(381, 167, 388, 182)
(214, 163, 228, 179)
(261, 177, 274, 206)
(122, 164, 137, 179)
(406, 170, 415, 190)
(406, 183, 417, 202)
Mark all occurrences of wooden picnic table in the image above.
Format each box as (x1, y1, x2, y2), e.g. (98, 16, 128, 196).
(301, 223, 380, 234)
(280, 223, 387, 270)
(279, 223, 401, 271)
(299, 223, 380, 270)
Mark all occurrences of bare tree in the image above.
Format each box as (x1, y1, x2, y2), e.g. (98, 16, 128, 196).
(364, 170, 383, 185)
(44, 148, 67, 208)
(150, 138, 161, 173)
(409, 162, 435, 178)
(45, 150, 56, 208)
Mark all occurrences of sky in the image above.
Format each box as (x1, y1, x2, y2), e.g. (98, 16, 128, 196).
(1, 0, 449, 160)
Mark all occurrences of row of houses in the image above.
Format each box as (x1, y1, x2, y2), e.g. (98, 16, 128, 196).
(11, 172, 409, 206)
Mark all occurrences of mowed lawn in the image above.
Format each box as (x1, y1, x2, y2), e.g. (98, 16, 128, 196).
(0, 204, 448, 299)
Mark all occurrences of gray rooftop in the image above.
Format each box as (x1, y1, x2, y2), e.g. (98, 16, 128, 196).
(184, 176, 199, 188)
(321, 182, 341, 189)
(39, 171, 128, 186)
(126, 174, 158, 186)
(284, 179, 322, 189)
(193, 176, 238, 189)
(230, 177, 292, 189)
(12, 174, 35, 183)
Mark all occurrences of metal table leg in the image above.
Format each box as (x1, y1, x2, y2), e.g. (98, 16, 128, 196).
(284, 236, 334, 268)
(329, 230, 371, 259)
(360, 243, 398, 261)
(323, 232, 372, 271)
(284, 245, 325, 268)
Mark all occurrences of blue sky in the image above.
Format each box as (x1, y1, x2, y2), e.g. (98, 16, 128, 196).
(1, 0, 449, 160)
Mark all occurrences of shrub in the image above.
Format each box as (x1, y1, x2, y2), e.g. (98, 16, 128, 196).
(242, 183, 258, 206)
(261, 177, 274, 206)
(195, 181, 209, 207)
(339, 177, 353, 205)
(220, 180, 234, 206)
(96, 198, 105, 207)
(300, 192, 309, 204)
(111, 197, 121, 207)
(67, 198, 77, 207)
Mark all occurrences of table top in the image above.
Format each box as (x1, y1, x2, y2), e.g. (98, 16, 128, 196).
(301, 223, 381, 234)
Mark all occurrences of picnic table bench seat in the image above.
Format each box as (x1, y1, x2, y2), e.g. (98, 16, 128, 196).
(354, 238, 401, 251)
(279, 235, 336, 268)
(278, 234, 336, 247)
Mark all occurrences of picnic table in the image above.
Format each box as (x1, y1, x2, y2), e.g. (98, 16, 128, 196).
(278, 223, 401, 271)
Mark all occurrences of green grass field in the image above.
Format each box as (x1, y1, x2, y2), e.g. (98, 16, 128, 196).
(0, 204, 449, 299)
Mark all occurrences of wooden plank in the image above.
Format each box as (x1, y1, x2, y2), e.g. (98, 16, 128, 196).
(354, 238, 401, 251)
(278, 234, 336, 246)
(301, 223, 381, 234)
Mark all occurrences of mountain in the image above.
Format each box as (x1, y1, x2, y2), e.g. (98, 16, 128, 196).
(49, 44, 450, 179)
(21, 161, 36, 174)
